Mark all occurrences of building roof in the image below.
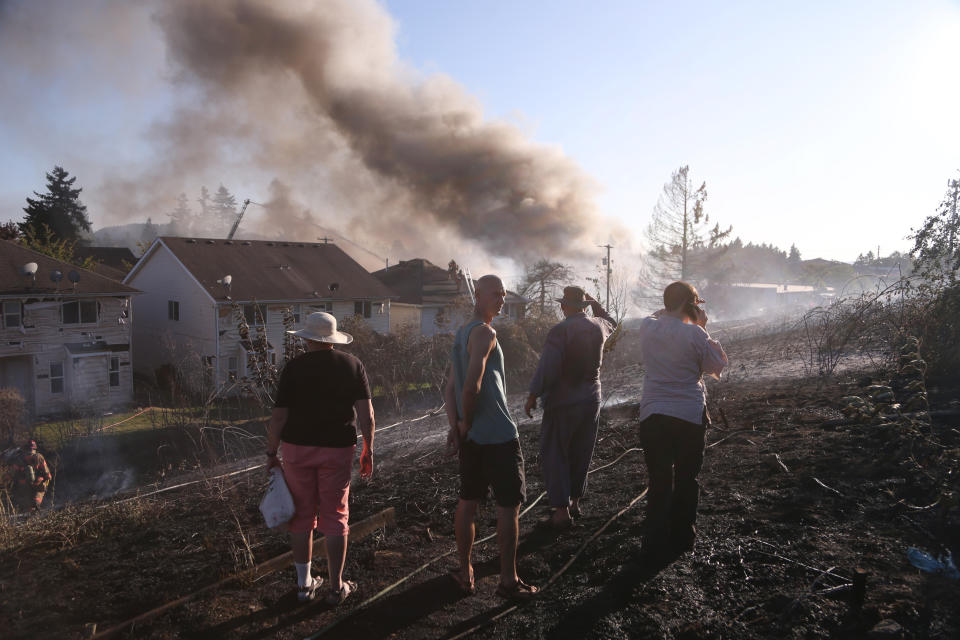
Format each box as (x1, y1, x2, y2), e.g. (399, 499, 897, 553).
(372, 258, 528, 306)
(132, 237, 396, 303)
(72, 246, 137, 281)
(373, 259, 462, 305)
(0, 239, 140, 298)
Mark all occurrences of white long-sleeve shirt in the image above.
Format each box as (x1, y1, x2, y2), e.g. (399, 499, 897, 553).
(636, 314, 728, 425)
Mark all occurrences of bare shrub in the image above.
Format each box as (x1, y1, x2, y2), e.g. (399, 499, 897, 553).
(0, 388, 25, 445)
(340, 316, 452, 414)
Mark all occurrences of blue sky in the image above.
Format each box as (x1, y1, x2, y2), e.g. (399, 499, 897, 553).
(1, 0, 959, 265)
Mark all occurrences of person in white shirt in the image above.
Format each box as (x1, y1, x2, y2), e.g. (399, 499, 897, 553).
(635, 281, 727, 558)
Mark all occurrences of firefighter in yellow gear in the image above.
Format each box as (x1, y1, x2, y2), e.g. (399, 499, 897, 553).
(12, 440, 51, 512)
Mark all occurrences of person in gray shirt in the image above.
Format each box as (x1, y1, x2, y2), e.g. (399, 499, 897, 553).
(525, 286, 617, 529)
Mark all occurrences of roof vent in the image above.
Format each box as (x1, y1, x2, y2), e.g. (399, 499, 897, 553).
(282, 242, 290, 247)
(266, 242, 275, 246)
(206, 240, 215, 245)
(297, 243, 305, 247)
(186, 239, 197, 244)
(224, 240, 233, 245)
(242, 241, 251, 246)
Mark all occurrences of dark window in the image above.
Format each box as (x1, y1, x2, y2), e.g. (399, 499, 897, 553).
(109, 357, 120, 387)
(168, 300, 180, 321)
(50, 362, 64, 394)
(62, 300, 97, 325)
(244, 303, 266, 326)
(3, 301, 21, 328)
(227, 356, 238, 381)
(354, 301, 372, 319)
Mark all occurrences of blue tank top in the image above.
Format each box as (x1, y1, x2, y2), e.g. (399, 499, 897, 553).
(452, 320, 519, 445)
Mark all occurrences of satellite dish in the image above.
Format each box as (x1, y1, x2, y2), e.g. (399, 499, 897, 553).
(328, 282, 340, 293)
(21, 262, 38, 276)
(68, 270, 81, 283)
(50, 270, 63, 282)
(223, 275, 232, 286)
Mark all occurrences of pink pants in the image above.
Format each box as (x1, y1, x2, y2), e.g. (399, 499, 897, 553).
(281, 443, 355, 536)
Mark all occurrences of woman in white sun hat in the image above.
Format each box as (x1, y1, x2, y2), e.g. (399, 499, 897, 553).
(266, 312, 375, 604)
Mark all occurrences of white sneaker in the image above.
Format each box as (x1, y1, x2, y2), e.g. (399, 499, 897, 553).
(297, 576, 323, 602)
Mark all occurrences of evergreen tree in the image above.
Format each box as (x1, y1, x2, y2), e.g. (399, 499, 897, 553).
(210, 184, 238, 232)
(19, 166, 92, 243)
(642, 165, 731, 291)
(140, 217, 159, 249)
(788, 244, 801, 263)
(168, 193, 194, 235)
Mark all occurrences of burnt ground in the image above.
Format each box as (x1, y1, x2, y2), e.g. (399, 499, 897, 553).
(2, 333, 959, 640)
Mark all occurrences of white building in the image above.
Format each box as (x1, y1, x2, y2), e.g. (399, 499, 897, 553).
(124, 237, 395, 390)
(0, 240, 139, 418)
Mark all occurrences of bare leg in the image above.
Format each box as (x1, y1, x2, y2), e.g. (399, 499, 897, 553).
(497, 505, 521, 586)
(325, 534, 348, 591)
(455, 499, 478, 586)
(291, 530, 313, 564)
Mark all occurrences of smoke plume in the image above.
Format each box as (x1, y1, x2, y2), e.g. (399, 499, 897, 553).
(3, 0, 610, 266)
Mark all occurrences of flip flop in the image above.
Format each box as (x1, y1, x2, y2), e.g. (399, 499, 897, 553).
(495, 578, 539, 601)
(324, 580, 356, 606)
(447, 568, 477, 596)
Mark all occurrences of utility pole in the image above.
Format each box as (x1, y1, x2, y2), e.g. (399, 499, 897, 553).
(599, 244, 613, 308)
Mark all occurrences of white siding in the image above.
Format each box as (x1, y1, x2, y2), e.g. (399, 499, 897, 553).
(125, 245, 216, 380)
(389, 303, 421, 334)
(0, 296, 134, 417)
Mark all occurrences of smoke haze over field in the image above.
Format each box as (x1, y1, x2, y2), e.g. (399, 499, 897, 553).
(0, 0, 615, 268)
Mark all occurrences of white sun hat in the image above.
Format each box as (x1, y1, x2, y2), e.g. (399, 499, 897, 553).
(287, 312, 353, 344)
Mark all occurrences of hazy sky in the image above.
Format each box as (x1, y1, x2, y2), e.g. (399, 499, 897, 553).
(1, 0, 959, 267)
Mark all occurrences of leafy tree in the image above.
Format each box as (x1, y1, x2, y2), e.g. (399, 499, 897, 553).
(19, 166, 92, 243)
(0, 221, 20, 241)
(911, 174, 960, 283)
(20, 224, 98, 270)
(643, 165, 731, 291)
(517, 259, 573, 316)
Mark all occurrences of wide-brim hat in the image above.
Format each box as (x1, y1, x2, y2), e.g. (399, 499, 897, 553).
(287, 311, 353, 344)
(555, 286, 590, 308)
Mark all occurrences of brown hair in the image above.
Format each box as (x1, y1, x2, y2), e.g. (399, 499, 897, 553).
(663, 281, 699, 311)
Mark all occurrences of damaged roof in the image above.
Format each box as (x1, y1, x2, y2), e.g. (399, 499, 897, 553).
(373, 258, 529, 305)
(133, 237, 395, 303)
(0, 239, 140, 297)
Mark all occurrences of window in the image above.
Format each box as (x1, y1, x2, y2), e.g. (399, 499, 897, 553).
(290, 304, 301, 324)
(62, 300, 97, 325)
(167, 300, 180, 321)
(50, 362, 64, 394)
(354, 301, 372, 319)
(243, 303, 266, 326)
(2, 301, 21, 328)
(227, 356, 238, 381)
(308, 302, 333, 314)
(109, 357, 120, 387)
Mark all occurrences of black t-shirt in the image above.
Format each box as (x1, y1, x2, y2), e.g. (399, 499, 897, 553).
(274, 349, 371, 448)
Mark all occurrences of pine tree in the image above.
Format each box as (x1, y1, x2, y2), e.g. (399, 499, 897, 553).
(642, 165, 731, 291)
(19, 166, 92, 243)
(210, 184, 238, 232)
(788, 244, 801, 263)
(168, 193, 194, 235)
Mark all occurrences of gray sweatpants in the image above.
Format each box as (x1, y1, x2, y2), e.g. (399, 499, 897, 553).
(540, 400, 601, 508)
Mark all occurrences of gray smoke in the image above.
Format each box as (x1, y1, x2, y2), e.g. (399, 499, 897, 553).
(3, 0, 611, 265)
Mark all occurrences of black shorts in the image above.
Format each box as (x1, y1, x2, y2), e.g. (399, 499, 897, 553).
(458, 438, 526, 507)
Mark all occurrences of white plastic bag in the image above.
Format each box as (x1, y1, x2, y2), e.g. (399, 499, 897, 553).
(260, 468, 295, 529)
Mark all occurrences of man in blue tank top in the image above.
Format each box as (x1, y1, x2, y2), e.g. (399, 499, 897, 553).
(443, 275, 538, 600)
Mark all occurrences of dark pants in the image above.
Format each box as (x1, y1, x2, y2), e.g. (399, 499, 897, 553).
(540, 400, 601, 508)
(639, 413, 707, 546)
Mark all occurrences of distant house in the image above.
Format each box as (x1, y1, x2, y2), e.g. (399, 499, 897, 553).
(123, 237, 395, 390)
(72, 246, 137, 281)
(704, 281, 834, 317)
(0, 240, 139, 418)
(373, 258, 528, 336)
